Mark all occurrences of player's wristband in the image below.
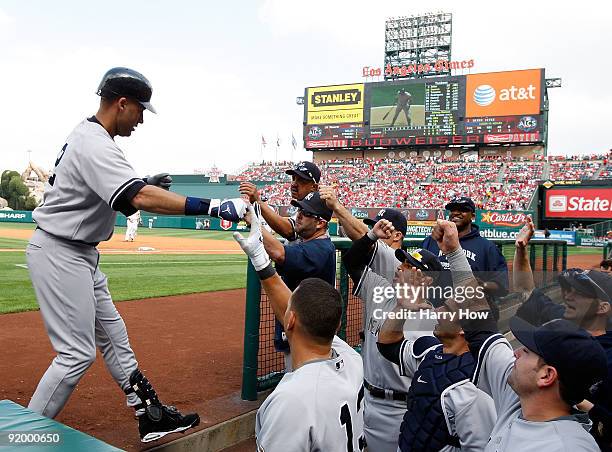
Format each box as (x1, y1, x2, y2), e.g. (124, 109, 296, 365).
(185, 197, 212, 216)
(256, 262, 276, 280)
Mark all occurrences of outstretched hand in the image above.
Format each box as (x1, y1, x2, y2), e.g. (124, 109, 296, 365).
(515, 216, 535, 249)
(233, 206, 270, 271)
(431, 220, 460, 255)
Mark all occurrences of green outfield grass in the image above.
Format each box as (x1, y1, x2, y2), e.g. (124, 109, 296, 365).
(0, 222, 238, 241)
(0, 252, 247, 314)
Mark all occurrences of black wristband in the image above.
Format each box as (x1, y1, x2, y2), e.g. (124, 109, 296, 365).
(256, 262, 276, 280)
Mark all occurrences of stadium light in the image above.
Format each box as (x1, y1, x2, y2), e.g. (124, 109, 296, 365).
(384, 12, 452, 80)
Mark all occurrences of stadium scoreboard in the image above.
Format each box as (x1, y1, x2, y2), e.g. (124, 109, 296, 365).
(304, 68, 545, 149)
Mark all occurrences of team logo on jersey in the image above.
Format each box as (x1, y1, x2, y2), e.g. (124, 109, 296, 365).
(335, 358, 345, 371)
(304, 192, 315, 201)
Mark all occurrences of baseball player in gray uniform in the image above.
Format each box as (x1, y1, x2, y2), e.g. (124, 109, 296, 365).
(390, 88, 412, 126)
(321, 186, 426, 452)
(233, 207, 365, 452)
(26, 67, 247, 442)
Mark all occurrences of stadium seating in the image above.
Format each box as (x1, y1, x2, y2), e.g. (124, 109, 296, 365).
(237, 153, 608, 210)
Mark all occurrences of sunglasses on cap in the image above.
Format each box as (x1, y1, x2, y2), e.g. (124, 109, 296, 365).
(559, 268, 610, 302)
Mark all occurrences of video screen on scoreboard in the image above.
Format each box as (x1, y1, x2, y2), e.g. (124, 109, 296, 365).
(368, 78, 461, 138)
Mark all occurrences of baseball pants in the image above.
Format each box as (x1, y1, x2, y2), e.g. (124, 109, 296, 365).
(364, 392, 405, 452)
(26, 228, 140, 418)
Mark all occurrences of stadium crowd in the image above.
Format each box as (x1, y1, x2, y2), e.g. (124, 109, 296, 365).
(237, 153, 609, 210)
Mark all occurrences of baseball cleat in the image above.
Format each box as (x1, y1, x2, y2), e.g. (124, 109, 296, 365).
(137, 405, 200, 443)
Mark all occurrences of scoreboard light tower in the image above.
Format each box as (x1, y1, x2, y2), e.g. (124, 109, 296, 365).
(384, 12, 452, 80)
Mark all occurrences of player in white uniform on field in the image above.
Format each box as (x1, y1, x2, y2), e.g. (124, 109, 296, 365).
(125, 210, 141, 241)
(234, 207, 365, 452)
(27, 67, 247, 442)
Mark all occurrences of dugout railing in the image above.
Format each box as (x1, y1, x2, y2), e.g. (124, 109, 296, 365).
(241, 238, 568, 400)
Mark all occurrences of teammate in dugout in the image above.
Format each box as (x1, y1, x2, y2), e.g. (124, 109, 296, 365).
(422, 196, 509, 310)
(252, 191, 336, 370)
(431, 220, 607, 451)
(512, 217, 612, 451)
(234, 206, 365, 452)
(26, 67, 248, 442)
(239, 160, 321, 241)
(324, 195, 426, 452)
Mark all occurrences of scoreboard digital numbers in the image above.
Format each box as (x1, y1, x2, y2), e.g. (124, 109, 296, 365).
(423, 80, 461, 136)
(368, 78, 461, 138)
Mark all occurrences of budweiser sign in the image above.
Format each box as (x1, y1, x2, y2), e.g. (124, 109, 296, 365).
(480, 211, 529, 228)
(545, 188, 612, 219)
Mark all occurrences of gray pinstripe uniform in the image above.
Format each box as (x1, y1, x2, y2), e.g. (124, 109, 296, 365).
(27, 118, 145, 417)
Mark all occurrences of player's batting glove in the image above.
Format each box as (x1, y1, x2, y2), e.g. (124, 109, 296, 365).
(233, 206, 271, 271)
(144, 173, 173, 190)
(209, 198, 247, 223)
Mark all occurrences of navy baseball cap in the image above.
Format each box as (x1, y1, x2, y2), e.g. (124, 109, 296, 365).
(363, 208, 408, 236)
(558, 269, 611, 302)
(510, 317, 607, 401)
(445, 197, 476, 213)
(395, 248, 442, 273)
(286, 161, 321, 183)
(290, 192, 332, 221)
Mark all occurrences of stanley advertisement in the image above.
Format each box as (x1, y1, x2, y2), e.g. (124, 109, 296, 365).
(306, 84, 364, 125)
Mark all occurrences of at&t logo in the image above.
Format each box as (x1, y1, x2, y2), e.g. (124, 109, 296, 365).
(474, 85, 496, 106)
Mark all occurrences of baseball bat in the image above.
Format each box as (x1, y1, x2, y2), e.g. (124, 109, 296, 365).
(382, 107, 394, 121)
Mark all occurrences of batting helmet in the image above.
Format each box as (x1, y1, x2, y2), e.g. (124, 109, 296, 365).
(96, 67, 156, 114)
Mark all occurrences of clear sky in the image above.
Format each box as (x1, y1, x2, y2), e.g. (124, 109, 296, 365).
(1, 0, 610, 176)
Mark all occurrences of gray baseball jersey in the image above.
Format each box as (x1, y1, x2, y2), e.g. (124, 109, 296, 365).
(474, 335, 600, 451)
(355, 240, 437, 452)
(354, 241, 409, 452)
(255, 336, 365, 452)
(27, 117, 144, 418)
(34, 118, 142, 243)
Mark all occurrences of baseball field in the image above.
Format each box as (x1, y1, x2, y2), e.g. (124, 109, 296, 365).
(0, 222, 603, 450)
(0, 223, 252, 450)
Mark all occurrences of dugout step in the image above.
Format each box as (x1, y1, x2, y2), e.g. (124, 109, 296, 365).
(0, 399, 122, 451)
(145, 390, 270, 452)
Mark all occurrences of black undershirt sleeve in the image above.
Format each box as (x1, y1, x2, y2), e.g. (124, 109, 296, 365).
(342, 233, 378, 284)
(377, 340, 403, 366)
(113, 180, 147, 217)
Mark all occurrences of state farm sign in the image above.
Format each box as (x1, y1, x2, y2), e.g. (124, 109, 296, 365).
(545, 188, 612, 219)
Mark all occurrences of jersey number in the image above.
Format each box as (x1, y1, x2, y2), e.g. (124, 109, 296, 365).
(48, 143, 67, 187)
(339, 384, 365, 452)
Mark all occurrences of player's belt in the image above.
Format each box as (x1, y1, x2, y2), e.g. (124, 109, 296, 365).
(36, 227, 100, 247)
(364, 379, 408, 402)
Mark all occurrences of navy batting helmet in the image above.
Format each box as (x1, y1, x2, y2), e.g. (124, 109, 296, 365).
(96, 67, 156, 114)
